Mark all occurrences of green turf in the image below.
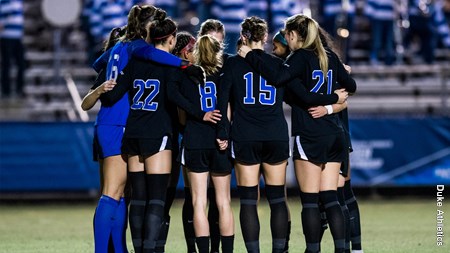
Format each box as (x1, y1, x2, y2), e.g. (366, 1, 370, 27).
(0, 198, 449, 252)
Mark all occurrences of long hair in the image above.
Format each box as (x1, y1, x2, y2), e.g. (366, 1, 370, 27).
(285, 14, 328, 77)
(123, 5, 166, 42)
(103, 26, 126, 51)
(194, 35, 223, 76)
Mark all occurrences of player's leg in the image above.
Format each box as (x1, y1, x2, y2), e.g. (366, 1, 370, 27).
(235, 162, 261, 253)
(295, 159, 322, 253)
(182, 164, 197, 253)
(155, 147, 181, 253)
(344, 163, 363, 253)
(127, 155, 146, 253)
(189, 170, 210, 253)
(143, 149, 172, 253)
(320, 162, 345, 253)
(262, 160, 289, 253)
(337, 174, 351, 253)
(102, 154, 128, 253)
(284, 185, 291, 253)
(211, 172, 234, 253)
(207, 182, 220, 253)
(93, 125, 128, 253)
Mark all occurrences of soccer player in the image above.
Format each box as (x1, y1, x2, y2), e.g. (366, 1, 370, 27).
(217, 17, 289, 253)
(177, 34, 235, 253)
(96, 13, 215, 253)
(238, 14, 357, 253)
(197, 18, 229, 253)
(81, 5, 204, 253)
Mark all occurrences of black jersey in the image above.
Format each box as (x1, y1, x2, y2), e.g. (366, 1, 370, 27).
(217, 49, 288, 142)
(180, 70, 222, 149)
(245, 48, 357, 137)
(101, 57, 205, 139)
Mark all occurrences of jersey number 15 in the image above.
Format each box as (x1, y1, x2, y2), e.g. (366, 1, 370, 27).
(243, 72, 276, 105)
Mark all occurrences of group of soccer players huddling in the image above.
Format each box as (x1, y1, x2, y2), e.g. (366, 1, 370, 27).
(81, 3, 363, 253)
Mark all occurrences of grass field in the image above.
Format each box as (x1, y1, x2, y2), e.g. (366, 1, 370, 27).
(0, 197, 449, 253)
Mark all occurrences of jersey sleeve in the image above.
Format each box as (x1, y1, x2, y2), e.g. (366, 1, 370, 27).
(99, 64, 132, 106)
(130, 39, 182, 67)
(90, 68, 107, 90)
(216, 62, 233, 140)
(286, 78, 339, 105)
(245, 50, 301, 86)
(332, 53, 357, 93)
(166, 68, 206, 120)
(92, 48, 111, 73)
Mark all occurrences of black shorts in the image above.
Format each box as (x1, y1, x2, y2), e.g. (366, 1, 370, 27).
(122, 136, 172, 157)
(293, 133, 346, 164)
(231, 140, 290, 164)
(181, 148, 232, 174)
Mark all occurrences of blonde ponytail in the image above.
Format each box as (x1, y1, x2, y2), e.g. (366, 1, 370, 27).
(194, 35, 223, 76)
(285, 14, 329, 77)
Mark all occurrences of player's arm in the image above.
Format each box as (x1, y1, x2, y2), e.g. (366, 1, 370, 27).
(99, 66, 132, 106)
(81, 69, 109, 110)
(167, 69, 219, 123)
(92, 48, 112, 73)
(239, 47, 295, 86)
(308, 101, 348, 119)
(216, 64, 233, 141)
(334, 53, 357, 94)
(285, 78, 347, 105)
(131, 39, 205, 86)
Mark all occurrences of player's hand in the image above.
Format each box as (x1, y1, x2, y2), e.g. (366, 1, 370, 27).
(97, 80, 116, 94)
(237, 45, 251, 58)
(216, 139, 228, 150)
(308, 106, 327, 118)
(203, 110, 222, 124)
(344, 64, 352, 74)
(334, 88, 348, 103)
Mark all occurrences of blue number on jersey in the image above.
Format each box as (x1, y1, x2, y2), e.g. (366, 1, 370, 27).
(311, 70, 333, 94)
(131, 79, 160, 111)
(199, 81, 217, 112)
(243, 72, 276, 105)
(108, 53, 120, 81)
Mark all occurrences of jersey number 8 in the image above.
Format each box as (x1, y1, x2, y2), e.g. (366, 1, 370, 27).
(199, 81, 217, 112)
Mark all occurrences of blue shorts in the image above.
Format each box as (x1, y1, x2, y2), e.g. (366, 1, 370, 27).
(93, 125, 125, 160)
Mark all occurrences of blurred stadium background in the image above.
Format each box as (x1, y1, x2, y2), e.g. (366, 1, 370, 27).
(1, 0, 448, 198)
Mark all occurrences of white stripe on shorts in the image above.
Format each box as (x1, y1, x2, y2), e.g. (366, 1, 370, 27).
(159, 136, 168, 152)
(181, 147, 186, 166)
(295, 135, 308, 160)
(231, 141, 235, 159)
